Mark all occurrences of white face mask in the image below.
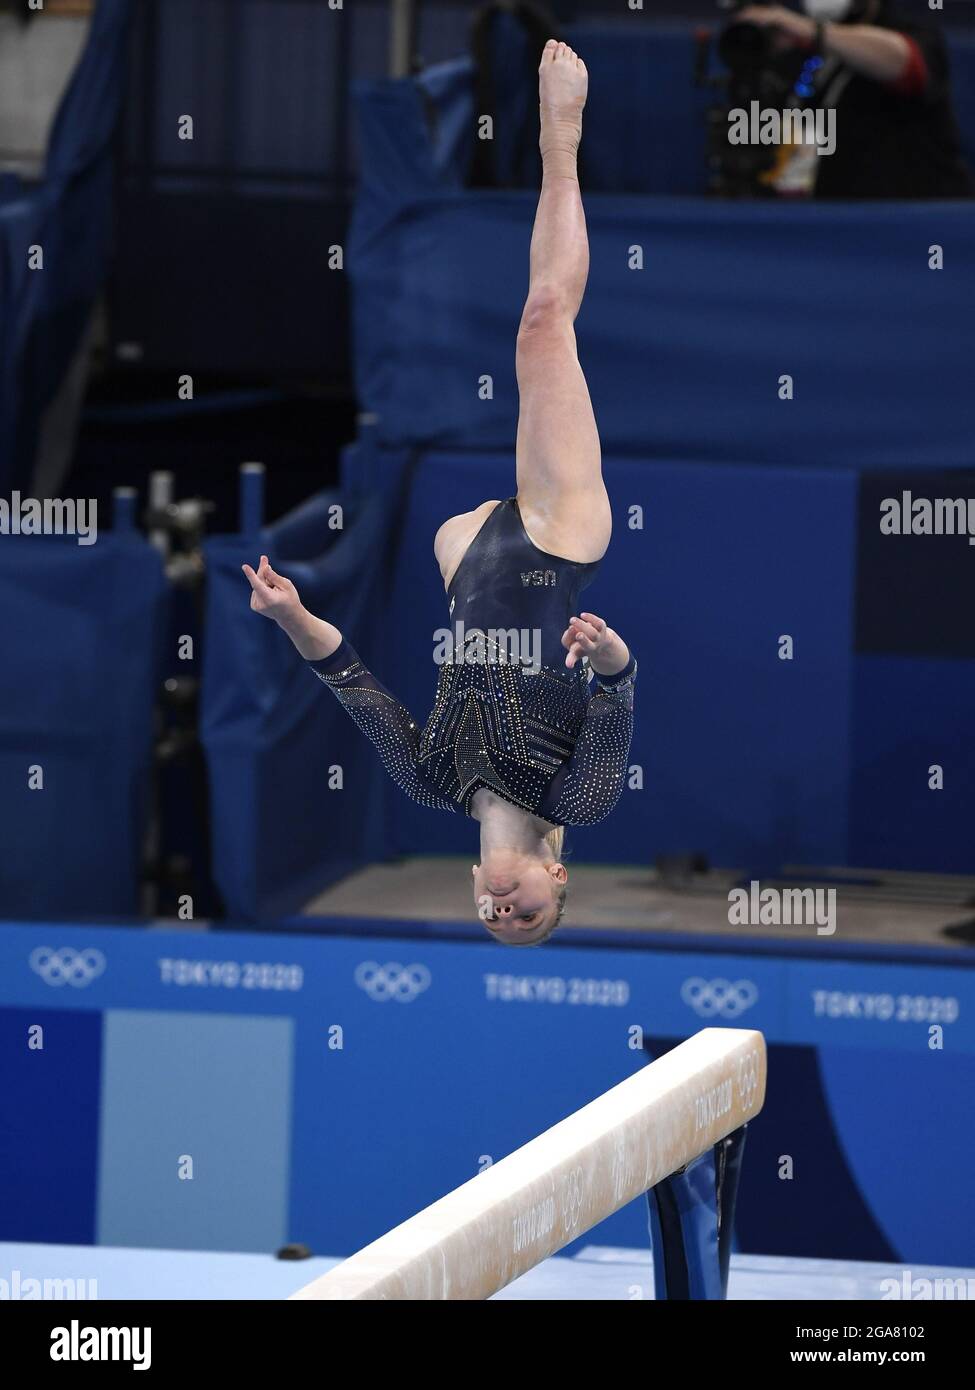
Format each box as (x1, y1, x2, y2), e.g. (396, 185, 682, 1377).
(803, 0, 853, 19)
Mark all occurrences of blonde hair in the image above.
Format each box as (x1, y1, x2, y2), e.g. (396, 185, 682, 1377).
(536, 824, 568, 940)
(543, 824, 565, 860)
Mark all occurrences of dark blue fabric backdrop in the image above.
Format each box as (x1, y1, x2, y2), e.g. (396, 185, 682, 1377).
(350, 176, 975, 470)
(0, 533, 166, 918)
(0, 0, 132, 494)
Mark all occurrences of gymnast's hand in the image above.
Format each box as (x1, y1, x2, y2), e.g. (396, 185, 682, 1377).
(242, 555, 343, 661)
(562, 613, 630, 677)
(242, 554, 302, 620)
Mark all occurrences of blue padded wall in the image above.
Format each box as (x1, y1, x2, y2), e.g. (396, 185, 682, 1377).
(349, 182, 975, 471)
(0, 535, 166, 919)
(375, 449, 856, 874)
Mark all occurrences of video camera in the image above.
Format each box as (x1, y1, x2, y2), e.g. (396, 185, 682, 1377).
(717, 0, 779, 74)
(702, 0, 810, 195)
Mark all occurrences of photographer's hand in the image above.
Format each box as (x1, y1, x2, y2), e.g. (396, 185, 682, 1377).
(735, 6, 816, 47)
(736, 5, 915, 84)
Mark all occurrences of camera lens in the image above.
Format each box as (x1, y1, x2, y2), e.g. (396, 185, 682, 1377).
(718, 19, 771, 72)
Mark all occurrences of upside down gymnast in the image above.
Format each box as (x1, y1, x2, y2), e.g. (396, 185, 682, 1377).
(244, 41, 637, 944)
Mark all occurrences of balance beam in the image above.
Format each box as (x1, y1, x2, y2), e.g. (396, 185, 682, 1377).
(292, 1026, 766, 1301)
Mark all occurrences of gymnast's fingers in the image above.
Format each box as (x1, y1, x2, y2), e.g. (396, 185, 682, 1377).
(579, 612, 606, 633)
(264, 563, 295, 593)
(569, 616, 600, 643)
(241, 563, 265, 593)
(565, 637, 591, 668)
(563, 622, 595, 651)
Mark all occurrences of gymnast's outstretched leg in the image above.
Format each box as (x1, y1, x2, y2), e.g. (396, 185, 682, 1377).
(515, 39, 611, 563)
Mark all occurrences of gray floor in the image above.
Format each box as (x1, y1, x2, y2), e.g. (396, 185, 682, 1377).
(303, 856, 975, 949)
(2, 1241, 970, 1301)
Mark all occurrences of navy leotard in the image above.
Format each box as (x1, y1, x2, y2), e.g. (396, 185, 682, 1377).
(306, 497, 637, 826)
(448, 496, 600, 673)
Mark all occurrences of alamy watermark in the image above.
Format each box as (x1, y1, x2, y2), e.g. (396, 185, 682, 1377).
(728, 880, 836, 936)
(882, 1271, 975, 1300)
(0, 492, 97, 545)
(50, 1321, 150, 1371)
(1, 1268, 98, 1299)
(434, 623, 543, 674)
(728, 101, 836, 157)
(880, 491, 975, 546)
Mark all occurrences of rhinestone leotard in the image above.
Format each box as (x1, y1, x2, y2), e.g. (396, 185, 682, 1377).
(307, 498, 637, 826)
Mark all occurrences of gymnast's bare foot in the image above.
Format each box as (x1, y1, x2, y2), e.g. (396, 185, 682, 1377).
(538, 39, 587, 167)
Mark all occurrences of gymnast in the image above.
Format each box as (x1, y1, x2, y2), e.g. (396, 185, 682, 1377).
(244, 40, 637, 944)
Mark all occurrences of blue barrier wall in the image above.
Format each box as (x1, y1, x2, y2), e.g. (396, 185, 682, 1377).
(375, 449, 857, 873)
(0, 534, 166, 919)
(350, 183, 975, 470)
(373, 451, 975, 877)
(2, 920, 972, 1267)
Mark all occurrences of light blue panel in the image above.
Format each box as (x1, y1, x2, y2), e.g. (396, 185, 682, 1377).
(97, 1010, 293, 1253)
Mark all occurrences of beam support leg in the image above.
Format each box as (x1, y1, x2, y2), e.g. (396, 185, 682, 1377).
(646, 1124, 748, 1300)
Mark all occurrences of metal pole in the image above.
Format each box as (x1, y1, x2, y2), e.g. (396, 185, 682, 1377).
(388, 0, 417, 78)
(112, 486, 138, 535)
(239, 461, 266, 536)
(148, 470, 173, 557)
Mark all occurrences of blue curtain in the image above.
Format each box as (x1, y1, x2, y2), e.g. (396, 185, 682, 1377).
(0, 0, 133, 494)
(0, 531, 166, 918)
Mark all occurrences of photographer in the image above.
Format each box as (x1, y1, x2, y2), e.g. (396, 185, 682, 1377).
(735, 0, 973, 197)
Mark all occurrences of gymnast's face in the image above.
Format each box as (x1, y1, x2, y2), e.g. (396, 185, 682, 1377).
(472, 856, 566, 945)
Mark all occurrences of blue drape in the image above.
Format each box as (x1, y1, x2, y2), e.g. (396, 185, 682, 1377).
(0, 0, 133, 494)
(0, 531, 166, 918)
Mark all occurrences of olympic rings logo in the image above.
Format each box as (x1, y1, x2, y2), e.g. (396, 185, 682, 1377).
(354, 962, 431, 1003)
(29, 947, 106, 988)
(736, 1051, 761, 1110)
(559, 1164, 586, 1235)
(680, 977, 758, 1019)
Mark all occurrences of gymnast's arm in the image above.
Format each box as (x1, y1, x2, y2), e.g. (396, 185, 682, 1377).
(304, 639, 460, 813)
(242, 555, 458, 813)
(542, 655, 638, 826)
